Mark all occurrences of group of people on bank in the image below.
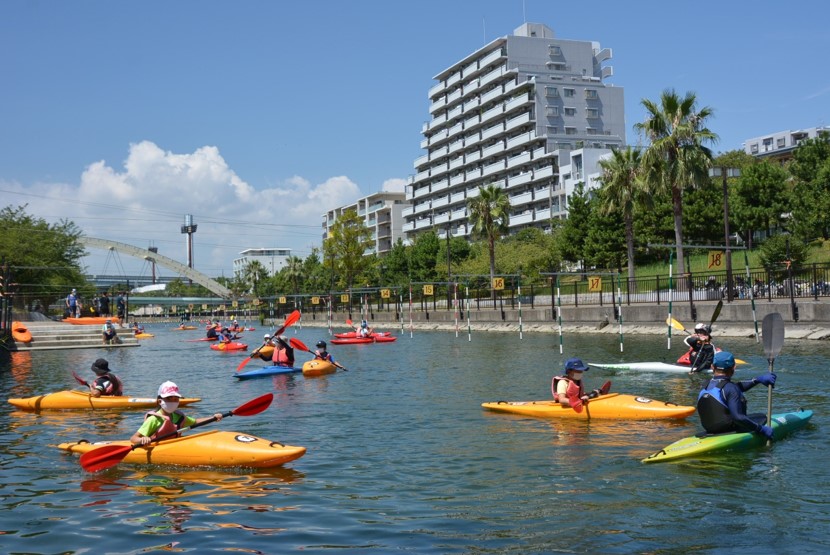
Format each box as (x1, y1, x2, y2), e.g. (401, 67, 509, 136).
(65, 289, 126, 320)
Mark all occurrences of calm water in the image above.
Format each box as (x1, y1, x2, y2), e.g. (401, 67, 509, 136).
(1, 323, 828, 554)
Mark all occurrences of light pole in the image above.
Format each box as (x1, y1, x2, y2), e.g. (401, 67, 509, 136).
(709, 167, 741, 302)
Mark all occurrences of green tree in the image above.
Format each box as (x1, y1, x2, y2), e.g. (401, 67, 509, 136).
(409, 230, 440, 282)
(597, 147, 651, 280)
(634, 89, 718, 273)
(759, 234, 809, 281)
(323, 208, 373, 289)
(789, 134, 830, 240)
(284, 255, 304, 296)
(584, 188, 626, 271)
(731, 159, 790, 247)
(0, 204, 87, 311)
(555, 182, 593, 269)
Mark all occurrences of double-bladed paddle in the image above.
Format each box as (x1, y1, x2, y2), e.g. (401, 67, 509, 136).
(236, 310, 301, 373)
(762, 312, 785, 446)
(560, 379, 611, 414)
(79, 392, 274, 472)
(72, 371, 89, 387)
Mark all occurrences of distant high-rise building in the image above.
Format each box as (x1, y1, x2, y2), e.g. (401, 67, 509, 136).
(404, 22, 625, 242)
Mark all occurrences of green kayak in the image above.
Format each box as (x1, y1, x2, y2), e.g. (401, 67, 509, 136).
(642, 409, 813, 464)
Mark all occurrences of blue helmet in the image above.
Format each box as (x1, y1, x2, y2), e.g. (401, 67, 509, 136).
(713, 351, 736, 370)
(564, 358, 589, 372)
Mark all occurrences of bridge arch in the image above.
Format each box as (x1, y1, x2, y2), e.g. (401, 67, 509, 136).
(80, 237, 233, 298)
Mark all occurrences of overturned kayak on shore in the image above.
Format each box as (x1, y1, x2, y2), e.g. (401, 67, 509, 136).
(482, 393, 695, 420)
(7, 390, 201, 411)
(642, 409, 813, 463)
(57, 430, 306, 468)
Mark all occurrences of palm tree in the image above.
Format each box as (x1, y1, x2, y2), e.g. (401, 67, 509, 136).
(634, 89, 718, 273)
(241, 260, 268, 297)
(597, 147, 650, 281)
(284, 255, 304, 297)
(467, 183, 510, 300)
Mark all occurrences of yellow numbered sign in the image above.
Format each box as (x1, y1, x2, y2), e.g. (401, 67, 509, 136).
(311, 296, 320, 305)
(423, 284, 434, 296)
(170, 305, 177, 313)
(232, 300, 238, 308)
(381, 289, 391, 299)
(708, 250, 724, 270)
(492, 277, 505, 291)
(341, 294, 349, 303)
(279, 296, 287, 304)
(201, 304, 208, 310)
(588, 276, 603, 293)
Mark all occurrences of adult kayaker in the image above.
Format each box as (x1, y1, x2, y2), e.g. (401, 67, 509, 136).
(272, 335, 295, 367)
(313, 340, 347, 371)
(685, 323, 715, 373)
(697, 351, 777, 439)
(102, 319, 119, 345)
(552, 358, 605, 407)
(87, 358, 123, 397)
(130, 381, 223, 446)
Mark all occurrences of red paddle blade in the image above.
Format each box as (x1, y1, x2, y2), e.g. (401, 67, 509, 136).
(72, 371, 89, 387)
(80, 444, 133, 472)
(232, 392, 274, 416)
(289, 337, 310, 352)
(235, 356, 254, 373)
(346, 319, 353, 327)
(600, 381, 612, 395)
(273, 310, 301, 337)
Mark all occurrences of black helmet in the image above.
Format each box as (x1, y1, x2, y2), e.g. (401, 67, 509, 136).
(91, 358, 110, 375)
(316, 340, 327, 349)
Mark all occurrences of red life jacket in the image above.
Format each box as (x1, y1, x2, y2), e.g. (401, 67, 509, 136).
(142, 410, 187, 439)
(551, 376, 584, 402)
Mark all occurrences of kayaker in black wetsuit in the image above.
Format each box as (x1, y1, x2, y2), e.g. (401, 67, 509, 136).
(697, 351, 776, 439)
(685, 323, 715, 373)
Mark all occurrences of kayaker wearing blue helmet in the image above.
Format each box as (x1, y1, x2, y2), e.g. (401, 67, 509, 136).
(552, 358, 607, 407)
(697, 351, 777, 439)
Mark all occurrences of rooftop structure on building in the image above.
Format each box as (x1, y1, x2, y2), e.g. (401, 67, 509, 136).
(322, 184, 409, 257)
(743, 126, 830, 162)
(233, 248, 292, 277)
(404, 22, 625, 243)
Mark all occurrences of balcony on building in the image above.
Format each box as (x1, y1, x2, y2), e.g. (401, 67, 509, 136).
(402, 205, 414, 217)
(414, 217, 433, 230)
(433, 211, 451, 225)
(510, 210, 535, 226)
(510, 190, 534, 207)
(508, 171, 533, 188)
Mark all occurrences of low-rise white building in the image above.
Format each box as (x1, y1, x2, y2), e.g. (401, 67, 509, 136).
(233, 248, 292, 277)
(743, 126, 829, 161)
(322, 185, 409, 256)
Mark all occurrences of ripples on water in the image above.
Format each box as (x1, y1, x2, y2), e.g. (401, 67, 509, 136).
(1, 325, 828, 553)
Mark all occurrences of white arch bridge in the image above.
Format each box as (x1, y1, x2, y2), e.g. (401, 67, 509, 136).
(80, 237, 233, 298)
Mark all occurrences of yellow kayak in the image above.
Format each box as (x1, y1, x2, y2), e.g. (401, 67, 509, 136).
(7, 390, 201, 411)
(58, 430, 306, 468)
(302, 360, 336, 377)
(481, 393, 695, 420)
(134, 333, 154, 339)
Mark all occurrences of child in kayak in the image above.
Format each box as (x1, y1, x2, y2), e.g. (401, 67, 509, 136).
(313, 340, 347, 371)
(685, 323, 716, 372)
(130, 381, 223, 446)
(552, 358, 609, 408)
(87, 358, 123, 397)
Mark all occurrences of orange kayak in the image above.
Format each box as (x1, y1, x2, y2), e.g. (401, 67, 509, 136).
(7, 390, 201, 411)
(12, 321, 32, 343)
(302, 360, 336, 377)
(64, 317, 121, 325)
(481, 393, 695, 420)
(210, 342, 248, 351)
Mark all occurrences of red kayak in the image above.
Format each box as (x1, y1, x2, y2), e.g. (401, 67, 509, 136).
(676, 346, 721, 365)
(330, 336, 397, 345)
(210, 342, 248, 351)
(333, 331, 392, 339)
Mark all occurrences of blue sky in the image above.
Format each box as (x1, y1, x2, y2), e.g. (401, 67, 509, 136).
(1, 0, 828, 279)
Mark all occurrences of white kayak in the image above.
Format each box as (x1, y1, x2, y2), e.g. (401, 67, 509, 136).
(587, 361, 711, 374)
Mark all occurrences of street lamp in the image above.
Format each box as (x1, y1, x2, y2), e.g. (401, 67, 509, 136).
(709, 166, 741, 302)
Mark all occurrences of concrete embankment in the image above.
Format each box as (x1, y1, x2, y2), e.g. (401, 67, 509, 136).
(295, 299, 830, 340)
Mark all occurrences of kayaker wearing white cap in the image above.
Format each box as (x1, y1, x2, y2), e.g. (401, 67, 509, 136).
(130, 381, 222, 446)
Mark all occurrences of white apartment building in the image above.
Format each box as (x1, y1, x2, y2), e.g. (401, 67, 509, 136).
(404, 22, 625, 241)
(322, 186, 409, 256)
(743, 126, 829, 161)
(233, 248, 292, 277)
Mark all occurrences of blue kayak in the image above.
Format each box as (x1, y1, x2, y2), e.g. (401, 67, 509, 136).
(235, 365, 302, 380)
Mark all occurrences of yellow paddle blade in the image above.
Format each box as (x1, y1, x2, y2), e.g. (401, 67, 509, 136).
(735, 358, 747, 365)
(665, 317, 686, 332)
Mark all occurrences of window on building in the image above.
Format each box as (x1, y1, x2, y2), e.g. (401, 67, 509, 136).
(564, 107, 576, 116)
(548, 45, 562, 56)
(564, 88, 575, 97)
(585, 89, 598, 99)
(586, 108, 599, 118)
(586, 127, 597, 135)
(545, 86, 559, 97)
(750, 143, 759, 154)
(565, 127, 577, 135)
(777, 138, 786, 148)
(546, 106, 559, 117)
(547, 126, 559, 134)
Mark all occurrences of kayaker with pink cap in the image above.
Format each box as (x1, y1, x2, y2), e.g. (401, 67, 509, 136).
(130, 381, 222, 446)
